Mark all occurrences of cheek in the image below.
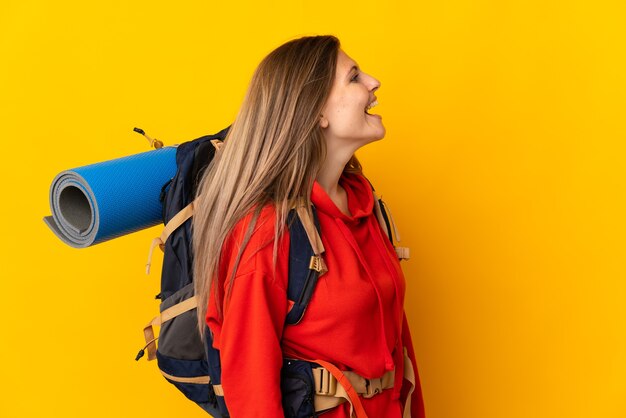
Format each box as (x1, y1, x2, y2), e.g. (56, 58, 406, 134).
(330, 97, 362, 120)
(331, 96, 348, 114)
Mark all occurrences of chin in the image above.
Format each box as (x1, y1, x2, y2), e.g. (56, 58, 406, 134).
(372, 126, 386, 141)
(366, 116, 386, 141)
(362, 130, 386, 147)
(377, 126, 386, 139)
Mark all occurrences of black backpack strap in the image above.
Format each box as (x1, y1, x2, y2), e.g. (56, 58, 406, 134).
(286, 206, 327, 325)
(362, 177, 393, 244)
(374, 195, 394, 244)
(366, 179, 411, 261)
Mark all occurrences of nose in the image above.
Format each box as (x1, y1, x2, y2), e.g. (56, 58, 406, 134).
(364, 72, 380, 92)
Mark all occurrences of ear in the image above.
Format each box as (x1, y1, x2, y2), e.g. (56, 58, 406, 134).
(319, 114, 329, 129)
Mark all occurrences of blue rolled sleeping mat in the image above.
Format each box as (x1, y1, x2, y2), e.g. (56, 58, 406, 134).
(44, 147, 178, 248)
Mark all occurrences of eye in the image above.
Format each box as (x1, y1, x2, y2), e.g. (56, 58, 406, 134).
(350, 72, 360, 82)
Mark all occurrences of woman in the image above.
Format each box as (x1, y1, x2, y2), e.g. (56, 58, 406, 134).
(192, 35, 425, 418)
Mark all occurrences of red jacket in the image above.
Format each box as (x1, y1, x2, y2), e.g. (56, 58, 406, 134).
(206, 172, 425, 418)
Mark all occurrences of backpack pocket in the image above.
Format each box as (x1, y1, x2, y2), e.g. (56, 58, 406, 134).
(156, 283, 210, 405)
(156, 351, 209, 403)
(281, 359, 317, 418)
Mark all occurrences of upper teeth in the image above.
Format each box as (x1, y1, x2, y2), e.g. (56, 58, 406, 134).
(366, 100, 378, 111)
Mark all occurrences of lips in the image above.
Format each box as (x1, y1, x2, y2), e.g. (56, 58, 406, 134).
(365, 97, 378, 115)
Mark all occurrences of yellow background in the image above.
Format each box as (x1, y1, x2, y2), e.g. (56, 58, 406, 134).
(1, 1, 624, 417)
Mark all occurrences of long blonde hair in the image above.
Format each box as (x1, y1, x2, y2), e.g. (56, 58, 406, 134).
(192, 35, 361, 334)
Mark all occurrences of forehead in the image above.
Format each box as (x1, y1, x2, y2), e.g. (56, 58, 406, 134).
(336, 49, 358, 74)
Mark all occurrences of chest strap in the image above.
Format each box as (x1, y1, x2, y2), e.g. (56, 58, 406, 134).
(311, 349, 416, 418)
(313, 366, 395, 415)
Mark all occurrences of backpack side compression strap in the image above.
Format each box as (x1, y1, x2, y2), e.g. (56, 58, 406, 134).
(160, 369, 210, 385)
(145, 200, 195, 274)
(142, 296, 198, 361)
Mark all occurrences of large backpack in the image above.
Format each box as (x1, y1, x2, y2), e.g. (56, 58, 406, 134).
(135, 127, 409, 417)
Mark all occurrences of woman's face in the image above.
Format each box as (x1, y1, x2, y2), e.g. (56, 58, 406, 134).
(320, 49, 385, 151)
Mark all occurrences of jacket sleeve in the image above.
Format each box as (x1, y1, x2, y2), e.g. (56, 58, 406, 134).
(217, 243, 290, 417)
(401, 311, 426, 418)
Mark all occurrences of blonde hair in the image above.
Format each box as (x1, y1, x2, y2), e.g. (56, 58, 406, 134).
(192, 35, 361, 335)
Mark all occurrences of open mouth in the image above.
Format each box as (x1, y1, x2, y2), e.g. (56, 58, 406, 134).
(365, 99, 379, 115)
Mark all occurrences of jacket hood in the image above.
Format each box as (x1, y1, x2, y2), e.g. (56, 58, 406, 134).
(311, 172, 374, 222)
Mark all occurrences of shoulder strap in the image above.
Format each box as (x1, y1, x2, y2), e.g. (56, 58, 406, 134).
(373, 193, 393, 244)
(285, 181, 410, 325)
(285, 205, 327, 325)
(369, 182, 410, 261)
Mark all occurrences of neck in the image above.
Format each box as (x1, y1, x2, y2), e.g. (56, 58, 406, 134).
(316, 146, 355, 215)
(317, 144, 356, 189)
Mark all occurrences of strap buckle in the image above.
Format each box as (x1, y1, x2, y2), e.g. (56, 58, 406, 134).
(313, 367, 337, 396)
(309, 255, 328, 274)
(363, 377, 383, 398)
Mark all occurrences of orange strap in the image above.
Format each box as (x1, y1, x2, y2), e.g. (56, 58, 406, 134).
(312, 359, 368, 418)
(307, 350, 415, 417)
